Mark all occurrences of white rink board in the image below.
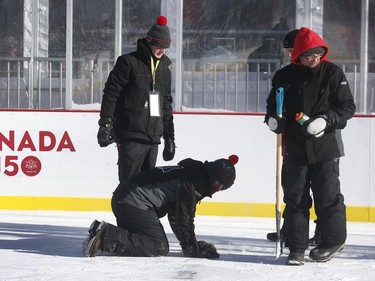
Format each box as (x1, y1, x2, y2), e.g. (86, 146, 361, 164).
(0, 111, 374, 208)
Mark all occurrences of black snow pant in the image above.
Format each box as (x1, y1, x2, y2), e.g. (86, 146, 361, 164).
(117, 140, 158, 184)
(100, 195, 169, 257)
(283, 158, 346, 253)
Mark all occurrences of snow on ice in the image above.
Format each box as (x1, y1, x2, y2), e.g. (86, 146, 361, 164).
(0, 210, 374, 281)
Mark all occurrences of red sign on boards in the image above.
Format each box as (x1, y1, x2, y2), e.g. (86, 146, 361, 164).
(0, 130, 75, 177)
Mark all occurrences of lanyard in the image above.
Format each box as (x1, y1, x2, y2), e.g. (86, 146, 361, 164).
(150, 56, 160, 91)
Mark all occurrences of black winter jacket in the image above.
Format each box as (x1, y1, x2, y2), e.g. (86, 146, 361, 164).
(112, 158, 212, 249)
(100, 38, 174, 144)
(266, 61, 356, 165)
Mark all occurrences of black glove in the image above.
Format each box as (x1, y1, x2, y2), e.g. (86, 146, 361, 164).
(182, 240, 219, 259)
(325, 109, 347, 129)
(267, 116, 286, 134)
(163, 138, 175, 161)
(197, 241, 220, 258)
(97, 117, 115, 147)
(302, 114, 331, 137)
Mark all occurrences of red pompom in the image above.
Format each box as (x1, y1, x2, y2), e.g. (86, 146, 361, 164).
(156, 15, 167, 26)
(228, 155, 239, 165)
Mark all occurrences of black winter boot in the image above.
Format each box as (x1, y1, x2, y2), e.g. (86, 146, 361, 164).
(88, 220, 100, 237)
(81, 219, 100, 254)
(84, 221, 107, 257)
(266, 232, 278, 242)
(266, 225, 286, 242)
(309, 243, 345, 262)
(286, 252, 305, 266)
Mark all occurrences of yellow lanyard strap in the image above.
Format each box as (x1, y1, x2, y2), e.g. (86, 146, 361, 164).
(150, 56, 160, 91)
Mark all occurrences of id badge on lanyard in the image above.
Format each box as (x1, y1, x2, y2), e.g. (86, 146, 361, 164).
(150, 57, 161, 117)
(149, 90, 160, 117)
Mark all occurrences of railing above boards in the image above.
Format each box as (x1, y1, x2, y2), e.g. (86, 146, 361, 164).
(0, 57, 374, 113)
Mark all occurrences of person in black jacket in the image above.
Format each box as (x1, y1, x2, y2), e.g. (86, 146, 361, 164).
(83, 155, 239, 258)
(265, 27, 356, 265)
(266, 29, 321, 247)
(97, 16, 176, 184)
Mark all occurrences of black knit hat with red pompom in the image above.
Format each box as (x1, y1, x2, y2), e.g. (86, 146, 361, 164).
(146, 15, 171, 49)
(205, 155, 239, 190)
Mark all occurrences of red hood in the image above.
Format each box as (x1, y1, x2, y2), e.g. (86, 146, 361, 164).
(291, 27, 329, 64)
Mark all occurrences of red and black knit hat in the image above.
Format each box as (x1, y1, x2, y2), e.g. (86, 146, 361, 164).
(205, 155, 239, 190)
(146, 16, 171, 49)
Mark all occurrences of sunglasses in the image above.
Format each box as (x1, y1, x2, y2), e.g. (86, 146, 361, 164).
(302, 53, 324, 61)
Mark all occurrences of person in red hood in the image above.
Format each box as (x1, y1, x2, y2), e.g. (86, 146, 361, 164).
(266, 29, 321, 248)
(265, 27, 356, 265)
(291, 27, 330, 66)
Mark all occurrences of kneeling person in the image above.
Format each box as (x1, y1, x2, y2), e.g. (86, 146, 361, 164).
(83, 155, 239, 258)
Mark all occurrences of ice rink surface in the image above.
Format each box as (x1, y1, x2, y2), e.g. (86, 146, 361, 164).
(0, 210, 374, 281)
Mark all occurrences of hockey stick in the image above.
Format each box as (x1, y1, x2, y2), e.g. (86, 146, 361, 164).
(275, 87, 284, 259)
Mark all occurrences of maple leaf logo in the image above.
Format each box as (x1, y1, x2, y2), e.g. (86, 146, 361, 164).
(24, 159, 38, 170)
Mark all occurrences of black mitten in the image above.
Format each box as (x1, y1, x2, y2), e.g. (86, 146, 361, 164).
(163, 138, 175, 161)
(97, 117, 115, 147)
(267, 116, 286, 134)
